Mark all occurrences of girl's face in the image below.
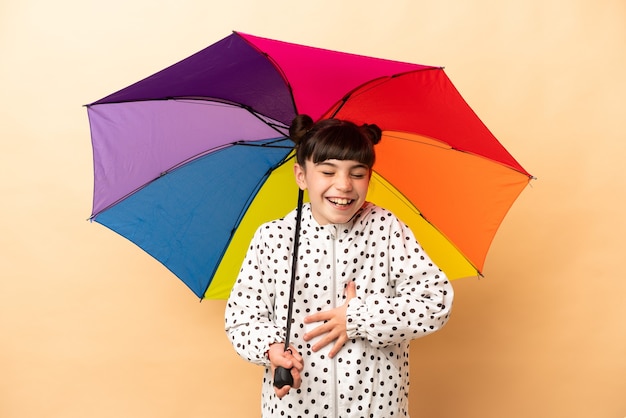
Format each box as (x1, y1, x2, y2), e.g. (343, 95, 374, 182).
(294, 159, 371, 225)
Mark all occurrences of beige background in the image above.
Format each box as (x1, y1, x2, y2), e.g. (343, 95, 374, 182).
(1, 0, 624, 417)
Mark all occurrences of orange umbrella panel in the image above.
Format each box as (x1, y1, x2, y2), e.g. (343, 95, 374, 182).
(370, 131, 531, 277)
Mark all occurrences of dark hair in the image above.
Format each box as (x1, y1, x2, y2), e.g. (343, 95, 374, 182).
(289, 115, 382, 168)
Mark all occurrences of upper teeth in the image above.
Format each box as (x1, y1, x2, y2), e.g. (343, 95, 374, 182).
(330, 198, 351, 205)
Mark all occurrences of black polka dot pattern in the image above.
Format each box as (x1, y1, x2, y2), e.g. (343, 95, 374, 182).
(225, 202, 454, 417)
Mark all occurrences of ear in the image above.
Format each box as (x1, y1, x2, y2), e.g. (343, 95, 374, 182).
(293, 163, 307, 190)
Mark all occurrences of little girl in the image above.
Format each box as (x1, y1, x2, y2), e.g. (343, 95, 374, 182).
(225, 115, 453, 417)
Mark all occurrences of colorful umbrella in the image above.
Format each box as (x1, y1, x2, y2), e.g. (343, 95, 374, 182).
(86, 31, 532, 300)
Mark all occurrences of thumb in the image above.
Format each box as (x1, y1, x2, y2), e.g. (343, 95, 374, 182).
(345, 281, 357, 300)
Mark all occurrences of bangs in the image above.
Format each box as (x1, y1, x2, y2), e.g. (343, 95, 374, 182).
(309, 125, 376, 167)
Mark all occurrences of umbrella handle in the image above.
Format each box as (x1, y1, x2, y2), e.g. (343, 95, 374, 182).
(273, 366, 294, 388)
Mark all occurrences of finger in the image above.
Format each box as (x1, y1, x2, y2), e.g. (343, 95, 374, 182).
(345, 281, 357, 299)
(303, 321, 333, 341)
(274, 355, 293, 370)
(268, 344, 295, 369)
(304, 310, 331, 324)
(328, 335, 348, 358)
(287, 346, 304, 363)
(290, 358, 304, 371)
(275, 385, 291, 399)
(285, 352, 304, 371)
(290, 368, 302, 389)
(311, 328, 341, 352)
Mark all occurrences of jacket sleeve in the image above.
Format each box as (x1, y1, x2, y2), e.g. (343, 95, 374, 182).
(224, 226, 284, 366)
(345, 216, 454, 347)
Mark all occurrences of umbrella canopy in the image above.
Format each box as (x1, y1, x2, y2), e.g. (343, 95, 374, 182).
(87, 31, 532, 299)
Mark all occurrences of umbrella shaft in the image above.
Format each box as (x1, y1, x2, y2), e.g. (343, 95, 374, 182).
(283, 189, 304, 350)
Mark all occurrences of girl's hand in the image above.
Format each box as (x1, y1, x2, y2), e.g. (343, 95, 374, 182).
(267, 343, 303, 399)
(303, 281, 357, 358)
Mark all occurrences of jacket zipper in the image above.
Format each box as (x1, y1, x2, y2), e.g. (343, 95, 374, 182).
(330, 226, 339, 417)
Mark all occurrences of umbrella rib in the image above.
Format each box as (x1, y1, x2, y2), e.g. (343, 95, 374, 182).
(86, 96, 238, 107)
(89, 98, 294, 221)
(383, 132, 534, 178)
(229, 152, 296, 232)
(89, 97, 292, 135)
(227, 151, 296, 243)
(89, 140, 294, 220)
(383, 131, 452, 148)
(328, 67, 443, 119)
(160, 137, 292, 174)
(199, 152, 297, 297)
(235, 32, 299, 116)
(172, 98, 295, 147)
(173, 98, 292, 137)
(240, 105, 292, 139)
(371, 172, 482, 277)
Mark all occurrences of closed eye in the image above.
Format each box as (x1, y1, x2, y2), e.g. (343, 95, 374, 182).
(350, 170, 369, 179)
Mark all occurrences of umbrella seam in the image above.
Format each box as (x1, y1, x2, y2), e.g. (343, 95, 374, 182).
(328, 67, 443, 119)
(199, 152, 297, 298)
(371, 171, 483, 277)
(235, 31, 299, 116)
(89, 140, 294, 220)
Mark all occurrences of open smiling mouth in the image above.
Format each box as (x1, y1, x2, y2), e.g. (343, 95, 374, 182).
(327, 198, 354, 207)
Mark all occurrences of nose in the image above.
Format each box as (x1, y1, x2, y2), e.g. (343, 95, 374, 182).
(335, 173, 353, 192)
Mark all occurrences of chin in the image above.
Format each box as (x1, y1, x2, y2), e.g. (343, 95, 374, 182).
(331, 211, 358, 224)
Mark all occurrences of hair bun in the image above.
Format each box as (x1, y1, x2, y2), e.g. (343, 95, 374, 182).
(289, 114, 314, 146)
(362, 123, 382, 145)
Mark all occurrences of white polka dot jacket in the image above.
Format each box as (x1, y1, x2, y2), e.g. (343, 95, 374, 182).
(225, 202, 454, 417)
